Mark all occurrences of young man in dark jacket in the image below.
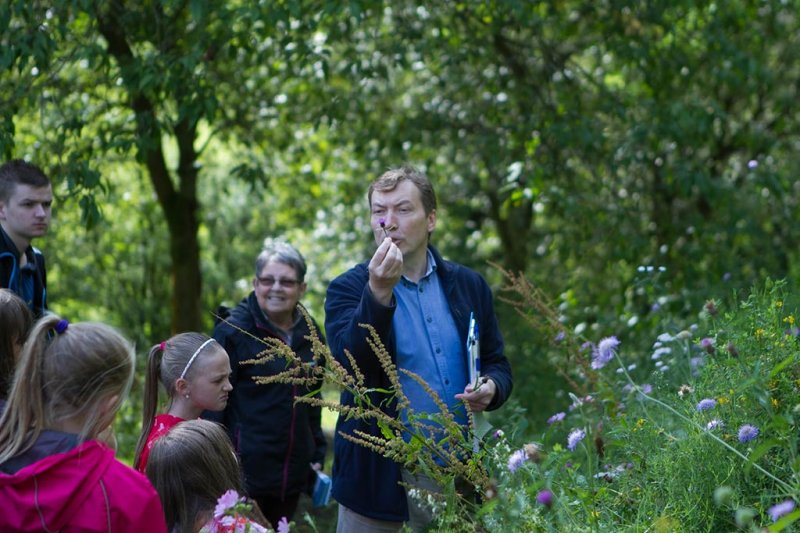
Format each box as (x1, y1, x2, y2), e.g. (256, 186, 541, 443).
(0, 160, 52, 317)
(325, 166, 513, 532)
(209, 240, 327, 527)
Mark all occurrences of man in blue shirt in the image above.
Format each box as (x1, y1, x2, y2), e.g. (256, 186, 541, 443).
(0, 160, 52, 317)
(325, 166, 513, 532)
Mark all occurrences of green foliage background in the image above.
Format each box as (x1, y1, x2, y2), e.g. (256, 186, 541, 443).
(3, 0, 800, 497)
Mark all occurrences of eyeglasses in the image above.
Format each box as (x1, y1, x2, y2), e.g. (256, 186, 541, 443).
(256, 276, 300, 288)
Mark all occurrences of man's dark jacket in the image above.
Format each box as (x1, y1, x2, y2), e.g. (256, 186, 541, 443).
(209, 293, 327, 498)
(0, 225, 46, 316)
(324, 245, 513, 522)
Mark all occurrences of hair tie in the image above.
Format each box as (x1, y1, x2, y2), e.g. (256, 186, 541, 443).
(159, 341, 167, 352)
(54, 319, 69, 335)
(179, 338, 216, 380)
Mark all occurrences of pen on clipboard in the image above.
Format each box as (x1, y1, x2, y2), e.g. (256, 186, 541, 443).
(467, 312, 482, 390)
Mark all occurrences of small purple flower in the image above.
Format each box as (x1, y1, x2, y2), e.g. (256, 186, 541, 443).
(554, 331, 566, 343)
(567, 428, 586, 451)
(277, 516, 291, 533)
(696, 398, 717, 412)
(748, 159, 758, 169)
(700, 337, 715, 354)
(591, 336, 620, 369)
(706, 419, 724, 431)
(738, 424, 759, 443)
(547, 412, 566, 425)
(536, 489, 554, 508)
(214, 489, 242, 518)
(640, 384, 653, 394)
(768, 500, 796, 522)
(507, 449, 527, 473)
(493, 429, 505, 439)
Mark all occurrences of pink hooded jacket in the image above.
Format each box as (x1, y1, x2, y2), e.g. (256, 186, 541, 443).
(0, 439, 167, 532)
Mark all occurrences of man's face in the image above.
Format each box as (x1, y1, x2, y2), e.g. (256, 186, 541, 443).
(253, 259, 306, 322)
(370, 180, 436, 261)
(0, 184, 53, 248)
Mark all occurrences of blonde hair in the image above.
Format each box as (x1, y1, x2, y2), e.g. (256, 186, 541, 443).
(133, 332, 223, 468)
(0, 289, 33, 399)
(0, 315, 134, 464)
(145, 419, 266, 533)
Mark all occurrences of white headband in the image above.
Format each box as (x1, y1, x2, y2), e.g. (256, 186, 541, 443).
(179, 338, 216, 380)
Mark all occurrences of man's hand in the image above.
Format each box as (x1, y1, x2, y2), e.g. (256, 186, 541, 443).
(368, 237, 403, 305)
(455, 377, 496, 412)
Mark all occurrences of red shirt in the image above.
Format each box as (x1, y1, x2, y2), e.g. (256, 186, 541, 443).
(135, 413, 185, 472)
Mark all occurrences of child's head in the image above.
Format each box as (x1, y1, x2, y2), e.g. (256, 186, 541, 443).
(0, 289, 33, 399)
(0, 316, 135, 462)
(135, 333, 231, 465)
(145, 419, 258, 533)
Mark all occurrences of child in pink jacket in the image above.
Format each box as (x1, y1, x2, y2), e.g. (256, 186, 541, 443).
(0, 315, 167, 532)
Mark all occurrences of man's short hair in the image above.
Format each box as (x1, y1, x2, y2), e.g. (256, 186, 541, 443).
(368, 166, 437, 215)
(0, 160, 51, 202)
(255, 238, 307, 282)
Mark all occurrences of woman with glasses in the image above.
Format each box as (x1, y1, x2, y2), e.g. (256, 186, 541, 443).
(207, 238, 327, 527)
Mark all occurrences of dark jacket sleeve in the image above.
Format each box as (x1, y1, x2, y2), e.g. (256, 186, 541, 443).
(324, 265, 397, 384)
(473, 273, 512, 411)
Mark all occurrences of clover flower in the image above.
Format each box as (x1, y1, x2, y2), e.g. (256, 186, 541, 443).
(508, 449, 527, 473)
(547, 412, 566, 425)
(768, 500, 796, 522)
(567, 428, 586, 451)
(591, 336, 620, 369)
(738, 424, 759, 443)
(536, 489, 554, 508)
(696, 398, 717, 412)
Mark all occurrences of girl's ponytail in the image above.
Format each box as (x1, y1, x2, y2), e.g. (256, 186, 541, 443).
(134, 343, 165, 469)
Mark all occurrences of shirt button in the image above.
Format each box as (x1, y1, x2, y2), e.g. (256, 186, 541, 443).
(419, 287, 424, 293)
(426, 317, 432, 323)
(445, 379, 450, 385)
(436, 348, 441, 354)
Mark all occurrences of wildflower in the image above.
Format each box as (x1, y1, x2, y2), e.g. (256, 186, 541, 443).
(524, 443, 543, 464)
(678, 384, 694, 398)
(591, 336, 620, 369)
(507, 449, 527, 473)
(772, 397, 780, 409)
(676, 330, 692, 340)
(536, 489, 554, 508)
(580, 341, 593, 352)
(554, 331, 566, 343)
(656, 333, 673, 343)
(700, 337, 715, 354)
(704, 300, 719, 316)
(651, 346, 671, 360)
(706, 419, 724, 431)
(738, 424, 759, 443)
(784, 315, 795, 326)
(696, 398, 717, 412)
(567, 428, 586, 451)
(214, 490, 243, 518)
(726, 342, 738, 357)
(748, 159, 758, 169)
(755, 328, 766, 339)
(493, 429, 505, 439)
(547, 412, 565, 425)
(640, 384, 653, 394)
(276, 517, 291, 533)
(713, 486, 734, 506)
(768, 500, 796, 522)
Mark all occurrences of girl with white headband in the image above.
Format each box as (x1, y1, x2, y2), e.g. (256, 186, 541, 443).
(134, 332, 232, 472)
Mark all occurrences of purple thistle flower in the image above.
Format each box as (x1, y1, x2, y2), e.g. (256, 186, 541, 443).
(768, 500, 796, 522)
(536, 489, 554, 508)
(738, 424, 759, 443)
(547, 412, 566, 425)
(696, 398, 717, 412)
(507, 449, 527, 473)
(567, 428, 586, 451)
(591, 336, 620, 369)
(700, 337, 715, 354)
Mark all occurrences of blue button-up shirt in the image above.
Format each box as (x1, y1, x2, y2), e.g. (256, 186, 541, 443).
(393, 250, 469, 437)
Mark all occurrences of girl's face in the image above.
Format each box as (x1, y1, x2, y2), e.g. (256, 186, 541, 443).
(185, 348, 232, 412)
